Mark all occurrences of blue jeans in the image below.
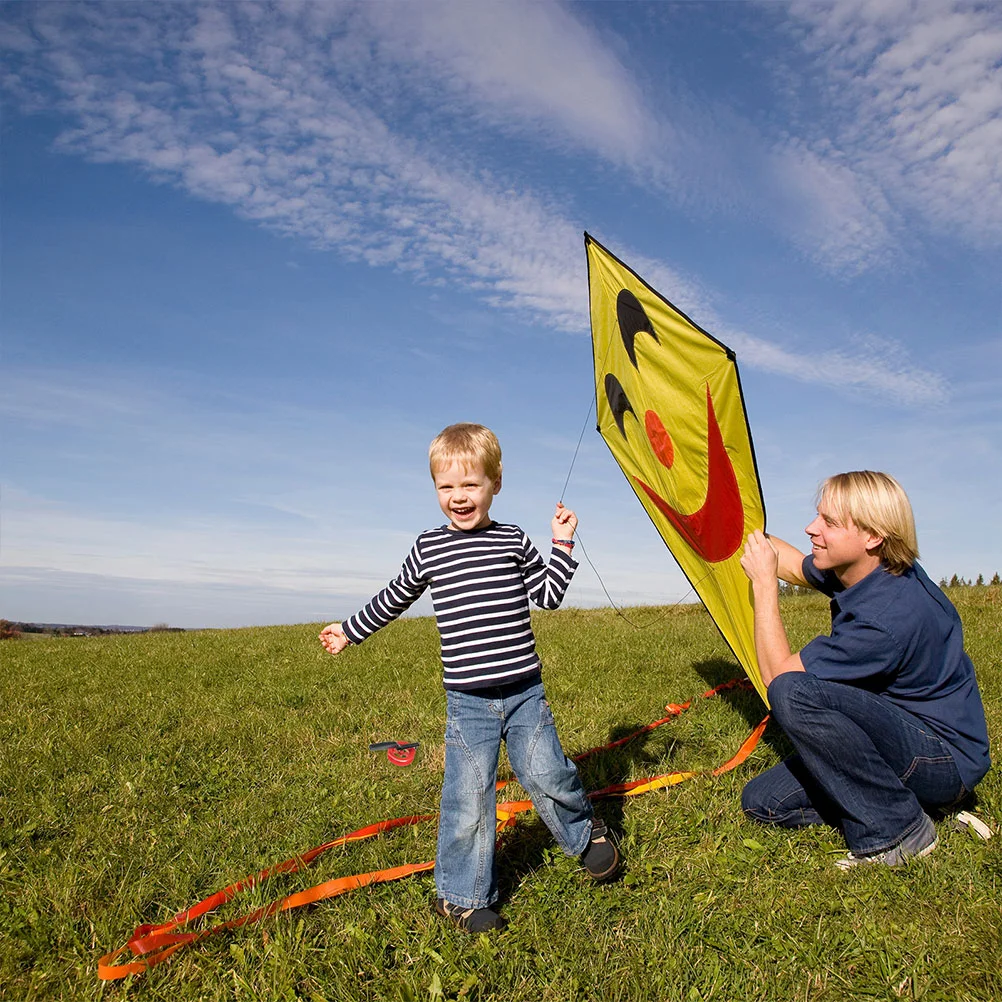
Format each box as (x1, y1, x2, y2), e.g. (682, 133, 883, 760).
(742, 673, 966, 855)
(435, 677, 593, 909)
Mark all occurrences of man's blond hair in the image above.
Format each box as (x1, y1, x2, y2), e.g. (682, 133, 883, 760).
(429, 423, 502, 481)
(817, 471, 918, 575)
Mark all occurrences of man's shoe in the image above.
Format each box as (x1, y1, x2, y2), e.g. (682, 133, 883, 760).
(581, 819, 621, 881)
(952, 810, 993, 840)
(434, 898, 506, 933)
(835, 813, 937, 870)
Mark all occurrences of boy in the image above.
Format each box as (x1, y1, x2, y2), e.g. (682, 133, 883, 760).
(320, 423, 620, 931)
(739, 471, 990, 868)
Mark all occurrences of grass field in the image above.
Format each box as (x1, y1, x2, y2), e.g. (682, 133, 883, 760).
(3, 588, 1000, 1001)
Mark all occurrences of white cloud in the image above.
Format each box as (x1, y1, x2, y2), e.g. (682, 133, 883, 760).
(766, 141, 898, 274)
(21, 2, 597, 328)
(786, 0, 1002, 246)
(0, 2, 955, 403)
(0, 18, 37, 53)
(0, 565, 375, 629)
(355, 0, 659, 166)
(0, 481, 414, 594)
(0, 371, 153, 427)
(725, 326, 948, 406)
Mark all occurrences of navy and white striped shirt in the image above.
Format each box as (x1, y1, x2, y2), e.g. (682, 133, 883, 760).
(341, 522, 578, 690)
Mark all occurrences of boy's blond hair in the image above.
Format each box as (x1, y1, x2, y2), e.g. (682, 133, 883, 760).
(429, 423, 502, 481)
(817, 471, 918, 575)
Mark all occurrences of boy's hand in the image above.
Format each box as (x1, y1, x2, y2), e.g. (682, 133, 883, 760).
(319, 622, 351, 656)
(551, 501, 578, 541)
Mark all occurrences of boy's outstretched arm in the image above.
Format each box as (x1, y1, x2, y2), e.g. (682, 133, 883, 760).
(551, 501, 578, 544)
(319, 622, 352, 656)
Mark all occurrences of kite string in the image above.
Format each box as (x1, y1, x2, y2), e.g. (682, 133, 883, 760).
(558, 392, 596, 508)
(571, 530, 697, 630)
(558, 315, 621, 508)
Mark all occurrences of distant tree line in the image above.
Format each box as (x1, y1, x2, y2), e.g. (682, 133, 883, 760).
(0, 621, 184, 640)
(939, 573, 1000, 588)
(772, 572, 1000, 597)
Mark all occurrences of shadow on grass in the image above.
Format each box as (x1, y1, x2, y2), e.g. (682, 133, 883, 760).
(493, 711, 696, 903)
(491, 662, 801, 906)
(692, 656, 792, 761)
(494, 802, 629, 907)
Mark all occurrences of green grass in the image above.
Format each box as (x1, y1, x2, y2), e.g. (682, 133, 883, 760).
(2, 588, 1000, 1001)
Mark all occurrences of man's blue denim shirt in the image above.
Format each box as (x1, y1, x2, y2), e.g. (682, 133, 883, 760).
(800, 555, 990, 791)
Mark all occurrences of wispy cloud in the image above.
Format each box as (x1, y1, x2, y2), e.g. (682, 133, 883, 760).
(785, 0, 1002, 248)
(354, 0, 661, 168)
(0, 1, 958, 403)
(763, 140, 899, 274)
(0, 371, 152, 428)
(1, 483, 397, 591)
(724, 326, 949, 405)
(3, 3, 594, 327)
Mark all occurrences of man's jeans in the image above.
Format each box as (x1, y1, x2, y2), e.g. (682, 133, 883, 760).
(742, 672, 966, 855)
(435, 678, 593, 909)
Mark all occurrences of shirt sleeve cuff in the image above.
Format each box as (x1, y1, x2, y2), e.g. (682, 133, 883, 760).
(551, 544, 578, 568)
(341, 620, 365, 645)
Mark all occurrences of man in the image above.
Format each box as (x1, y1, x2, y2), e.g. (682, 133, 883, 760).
(740, 471, 990, 868)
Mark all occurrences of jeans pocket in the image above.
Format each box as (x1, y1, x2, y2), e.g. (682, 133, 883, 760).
(900, 754, 964, 807)
(900, 754, 952, 782)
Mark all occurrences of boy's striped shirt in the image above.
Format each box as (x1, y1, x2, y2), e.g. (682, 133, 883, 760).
(341, 522, 577, 690)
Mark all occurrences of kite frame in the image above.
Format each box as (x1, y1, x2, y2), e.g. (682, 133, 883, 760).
(584, 231, 769, 679)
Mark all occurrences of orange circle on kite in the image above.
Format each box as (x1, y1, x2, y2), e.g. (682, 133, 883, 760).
(644, 410, 674, 469)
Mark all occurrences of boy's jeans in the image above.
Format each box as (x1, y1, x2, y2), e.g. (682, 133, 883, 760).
(741, 672, 966, 855)
(435, 677, 593, 909)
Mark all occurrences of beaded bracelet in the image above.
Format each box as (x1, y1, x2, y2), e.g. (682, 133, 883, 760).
(552, 538, 575, 548)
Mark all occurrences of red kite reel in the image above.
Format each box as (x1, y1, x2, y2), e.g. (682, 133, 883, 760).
(369, 741, 419, 767)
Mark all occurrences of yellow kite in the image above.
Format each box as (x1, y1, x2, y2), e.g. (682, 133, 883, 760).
(586, 234, 768, 704)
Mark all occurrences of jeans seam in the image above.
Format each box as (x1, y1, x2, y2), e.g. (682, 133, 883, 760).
(439, 719, 495, 909)
(519, 697, 589, 856)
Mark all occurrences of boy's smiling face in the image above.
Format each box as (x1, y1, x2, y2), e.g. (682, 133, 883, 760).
(433, 459, 501, 531)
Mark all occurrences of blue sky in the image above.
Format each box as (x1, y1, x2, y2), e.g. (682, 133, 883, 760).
(2, 0, 1000, 629)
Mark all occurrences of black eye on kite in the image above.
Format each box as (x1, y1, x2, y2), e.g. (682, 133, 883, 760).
(616, 289, 659, 369)
(604, 372, 635, 439)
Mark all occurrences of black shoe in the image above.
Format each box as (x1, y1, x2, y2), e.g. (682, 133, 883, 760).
(581, 819, 621, 881)
(434, 898, 507, 933)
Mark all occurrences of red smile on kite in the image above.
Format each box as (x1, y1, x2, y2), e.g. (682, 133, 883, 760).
(633, 386, 743, 563)
(606, 289, 744, 564)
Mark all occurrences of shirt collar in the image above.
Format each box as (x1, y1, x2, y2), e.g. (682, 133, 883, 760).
(828, 562, 891, 614)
